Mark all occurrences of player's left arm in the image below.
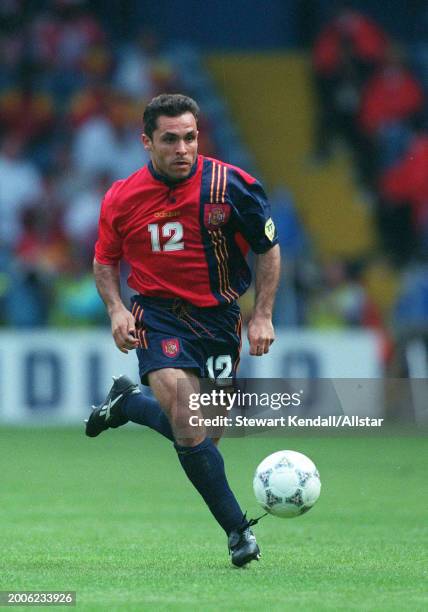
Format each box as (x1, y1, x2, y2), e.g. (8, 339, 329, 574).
(248, 244, 281, 356)
(228, 169, 281, 355)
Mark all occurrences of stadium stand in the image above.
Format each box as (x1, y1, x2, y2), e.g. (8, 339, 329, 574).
(1, 0, 428, 377)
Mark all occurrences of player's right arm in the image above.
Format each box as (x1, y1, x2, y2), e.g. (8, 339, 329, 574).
(93, 260, 139, 354)
(94, 184, 139, 354)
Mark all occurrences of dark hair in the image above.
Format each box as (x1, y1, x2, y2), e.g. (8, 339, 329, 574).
(143, 93, 199, 138)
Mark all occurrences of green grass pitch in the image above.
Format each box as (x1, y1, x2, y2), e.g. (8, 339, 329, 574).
(0, 427, 427, 611)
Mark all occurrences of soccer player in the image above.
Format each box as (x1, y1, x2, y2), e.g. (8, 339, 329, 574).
(86, 94, 280, 567)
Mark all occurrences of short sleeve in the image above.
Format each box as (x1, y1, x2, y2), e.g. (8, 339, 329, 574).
(228, 169, 279, 254)
(94, 187, 123, 264)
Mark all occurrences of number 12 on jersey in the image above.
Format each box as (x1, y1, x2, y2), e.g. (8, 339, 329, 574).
(148, 222, 184, 252)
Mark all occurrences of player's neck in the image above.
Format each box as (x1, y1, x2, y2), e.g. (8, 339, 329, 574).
(148, 158, 198, 186)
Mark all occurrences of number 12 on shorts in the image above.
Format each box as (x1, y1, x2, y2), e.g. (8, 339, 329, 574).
(206, 355, 232, 384)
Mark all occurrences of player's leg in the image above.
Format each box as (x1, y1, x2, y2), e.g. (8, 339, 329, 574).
(149, 367, 260, 566)
(120, 386, 174, 439)
(85, 374, 224, 444)
(148, 367, 202, 445)
(85, 375, 174, 441)
(120, 373, 222, 444)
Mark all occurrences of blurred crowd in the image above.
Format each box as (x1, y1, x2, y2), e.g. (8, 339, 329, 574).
(307, 3, 428, 357)
(1, 0, 428, 363)
(0, 0, 217, 327)
(312, 4, 428, 260)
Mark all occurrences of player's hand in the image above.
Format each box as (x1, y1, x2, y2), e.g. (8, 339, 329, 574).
(110, 306, 140, 353)
(247, 314, 275, 356)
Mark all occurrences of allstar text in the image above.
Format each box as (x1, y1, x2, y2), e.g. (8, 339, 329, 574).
(188, 415, 384, 428)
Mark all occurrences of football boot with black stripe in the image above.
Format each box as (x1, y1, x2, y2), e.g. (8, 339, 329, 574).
(85, 375, 140, 437)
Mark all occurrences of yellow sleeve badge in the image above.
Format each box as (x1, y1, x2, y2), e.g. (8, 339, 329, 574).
(264, 218, 275, 241)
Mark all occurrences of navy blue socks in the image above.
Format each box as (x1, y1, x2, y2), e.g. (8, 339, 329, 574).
(122, 393, 174, 441)
(121, 393, 244, 534)
(175, 437, 245, 535)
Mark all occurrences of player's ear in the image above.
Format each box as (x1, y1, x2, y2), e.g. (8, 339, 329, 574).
(142, 133, 152, 151)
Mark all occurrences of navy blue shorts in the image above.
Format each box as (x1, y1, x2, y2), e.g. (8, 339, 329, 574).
(130, 295, 242, 385)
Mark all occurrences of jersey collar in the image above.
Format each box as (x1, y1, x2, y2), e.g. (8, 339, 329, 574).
(148, 157, 199, 186)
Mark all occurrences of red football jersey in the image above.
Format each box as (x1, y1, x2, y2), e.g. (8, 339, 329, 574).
(95, 155, 277, 307)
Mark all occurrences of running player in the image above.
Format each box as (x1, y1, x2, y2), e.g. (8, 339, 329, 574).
(86, 94, 280, 566)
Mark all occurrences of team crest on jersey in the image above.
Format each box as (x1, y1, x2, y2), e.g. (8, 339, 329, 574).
(161, 338, 180, 358)
(204, 204, 231, 229)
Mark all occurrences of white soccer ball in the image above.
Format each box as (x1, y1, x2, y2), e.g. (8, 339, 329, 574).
(253, 450, 321, 518)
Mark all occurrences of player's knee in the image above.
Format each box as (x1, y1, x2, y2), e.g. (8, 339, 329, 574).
(175, 433, 206, 447)
(171, 403, 205, 446)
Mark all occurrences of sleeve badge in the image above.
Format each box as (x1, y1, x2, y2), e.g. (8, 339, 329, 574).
(265, 218, 275, 242)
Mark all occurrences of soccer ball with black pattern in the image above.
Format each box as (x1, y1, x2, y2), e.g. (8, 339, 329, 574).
(253, 450, 321, 518)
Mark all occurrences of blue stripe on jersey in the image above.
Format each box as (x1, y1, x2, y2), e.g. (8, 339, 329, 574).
(199, 159, 252, 304)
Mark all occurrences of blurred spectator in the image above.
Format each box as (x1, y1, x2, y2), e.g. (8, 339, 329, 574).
(0, 78, 55, 143)
(394, 265, 428, 330)
(29, 5, 105, 72)
(270, 187, 310, 326)
(3, 263, 51, 326)
(309, 260, 395, 369)
(52, 268, 106, 326)
(0, 132, 43, 246)
(63, 172, 112, 265)
(271, 187, 308, 259)
(312, 4, 389, 160)
(3, 199, 69, 326)
(379, 132, 428, 258)
(71, 89, 148, 179)
(15, 205, 68, 276)
(313, 4, 388, 79)
(307, 260, 383, 329)
(114, 28, 159, 99)
(0, 73, 56, 171)
(355, 47, 425, 187)
(68, 82, 109, 127)
(358, 50, 425, 138)
(71, 112, 147, 180)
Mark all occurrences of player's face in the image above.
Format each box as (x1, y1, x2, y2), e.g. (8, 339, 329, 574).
(142, 112, 198, 181)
